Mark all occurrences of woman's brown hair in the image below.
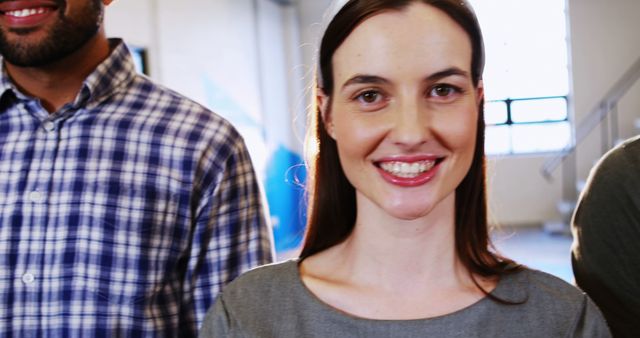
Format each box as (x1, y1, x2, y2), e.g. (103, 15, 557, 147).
(301, 0, 519, 296)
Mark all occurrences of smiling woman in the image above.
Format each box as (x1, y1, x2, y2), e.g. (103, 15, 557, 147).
(199, 1, 611, 337)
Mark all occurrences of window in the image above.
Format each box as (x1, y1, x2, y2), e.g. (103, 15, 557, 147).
(468, 0, 571, 155)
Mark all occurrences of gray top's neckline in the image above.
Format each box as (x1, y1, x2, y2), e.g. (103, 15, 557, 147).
(201, 258, 611, 337)
(287, 259, 528, 323)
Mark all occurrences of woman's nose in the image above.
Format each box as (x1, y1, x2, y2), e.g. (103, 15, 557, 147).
(388, 100, 431, 147)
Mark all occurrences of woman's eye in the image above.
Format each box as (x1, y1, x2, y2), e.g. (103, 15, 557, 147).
(430, 84, 460, 97)
(357, 90, 381, 104)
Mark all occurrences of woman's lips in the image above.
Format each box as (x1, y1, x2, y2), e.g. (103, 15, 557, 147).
(376, 157, 443, 187)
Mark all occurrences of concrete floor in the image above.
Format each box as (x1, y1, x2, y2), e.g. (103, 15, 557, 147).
(492, 226, 574, 283)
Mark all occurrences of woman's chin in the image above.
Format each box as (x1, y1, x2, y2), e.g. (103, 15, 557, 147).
(385, 205, 434, 221)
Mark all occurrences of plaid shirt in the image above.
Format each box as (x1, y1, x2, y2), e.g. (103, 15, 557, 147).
(0, 39, 273, 337)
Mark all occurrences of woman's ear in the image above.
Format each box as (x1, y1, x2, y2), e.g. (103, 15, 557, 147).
(318, 89, 335, 139)
(476, 80, 484, 106)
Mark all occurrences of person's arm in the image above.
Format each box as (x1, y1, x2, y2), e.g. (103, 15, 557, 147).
(183, 133, 274, 335)
(571, 140, 640, 336)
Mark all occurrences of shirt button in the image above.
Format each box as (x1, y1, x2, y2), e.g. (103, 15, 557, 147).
(42, 121, 55, 132)
(28, 191, 43, 203)
(22, 273, 35, 284)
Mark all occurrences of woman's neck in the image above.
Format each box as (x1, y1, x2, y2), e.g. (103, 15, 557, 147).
(300, 192, 495, 320)
(321, 192, 464, 290)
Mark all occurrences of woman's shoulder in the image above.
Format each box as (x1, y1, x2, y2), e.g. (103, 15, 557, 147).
(224, 259, 299, 291)
(219, 259, 301, 306)
(499, 268, 588, 308)
(496, 268, 610, 336)
(201, 260, 305, 337)
(521, 268, 586, 303)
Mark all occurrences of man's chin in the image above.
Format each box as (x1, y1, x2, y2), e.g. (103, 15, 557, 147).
(0, 46, 55, 68)
(0, 34, 58, 67)
(7, 26, 42, 36)
(0, 28, 50, 50)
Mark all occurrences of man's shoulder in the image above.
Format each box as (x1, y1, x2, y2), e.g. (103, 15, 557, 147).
(597, 135, 640, 171)
(127, 75, 214, 116)
(619, 134, 640, 150)
(118, 75, 242, 142)
(583, 135, 640, 192)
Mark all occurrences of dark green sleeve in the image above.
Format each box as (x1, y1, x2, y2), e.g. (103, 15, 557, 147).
(571, 138, 640, 337)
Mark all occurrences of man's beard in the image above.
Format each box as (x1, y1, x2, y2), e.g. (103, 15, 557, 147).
(0, 0, 103, 67)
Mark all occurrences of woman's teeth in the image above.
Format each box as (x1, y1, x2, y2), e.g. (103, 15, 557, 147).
(379, 160, 435, 178)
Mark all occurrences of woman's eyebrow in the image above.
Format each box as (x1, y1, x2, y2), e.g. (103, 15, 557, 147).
(424, 67, 470, 82)
(341, 75, 390, 90)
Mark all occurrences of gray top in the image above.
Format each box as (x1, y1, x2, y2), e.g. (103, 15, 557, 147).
(200, 260, 610, 337)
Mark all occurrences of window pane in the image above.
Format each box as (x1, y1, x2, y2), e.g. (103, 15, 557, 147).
(485, 101, 508, 125)
(511, 122, 571, 153)
(511, 97, 567, 123)
(485, 125, 512, 155)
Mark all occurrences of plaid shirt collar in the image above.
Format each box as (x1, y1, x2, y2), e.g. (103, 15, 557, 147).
(0, 38, 136, 111)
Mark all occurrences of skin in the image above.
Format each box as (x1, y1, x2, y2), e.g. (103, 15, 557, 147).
(0, 0, 114, 112)
(301, 3, 492, 320)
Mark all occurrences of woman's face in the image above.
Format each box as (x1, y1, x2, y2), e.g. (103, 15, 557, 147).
(322, 2, 482, 221)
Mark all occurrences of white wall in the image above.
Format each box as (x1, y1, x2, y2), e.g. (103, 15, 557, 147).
(486, 156, 562, 226)
(104, 0, 153, 45)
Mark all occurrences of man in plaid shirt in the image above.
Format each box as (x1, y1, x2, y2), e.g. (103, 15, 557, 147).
(0, 0, 274, 336)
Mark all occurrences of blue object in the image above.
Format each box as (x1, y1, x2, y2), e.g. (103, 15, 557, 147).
(265, 145, 307, 252)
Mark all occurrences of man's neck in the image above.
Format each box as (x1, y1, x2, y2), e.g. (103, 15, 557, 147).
(4, 28, 111, 113)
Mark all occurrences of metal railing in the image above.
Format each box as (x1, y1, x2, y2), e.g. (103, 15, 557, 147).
(541, 55, 640, 180)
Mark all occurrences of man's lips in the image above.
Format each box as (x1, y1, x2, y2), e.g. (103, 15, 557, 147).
(3, 7, 51, 18)
(0, 0, 59, 13)
(0, 1, 58, 28)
